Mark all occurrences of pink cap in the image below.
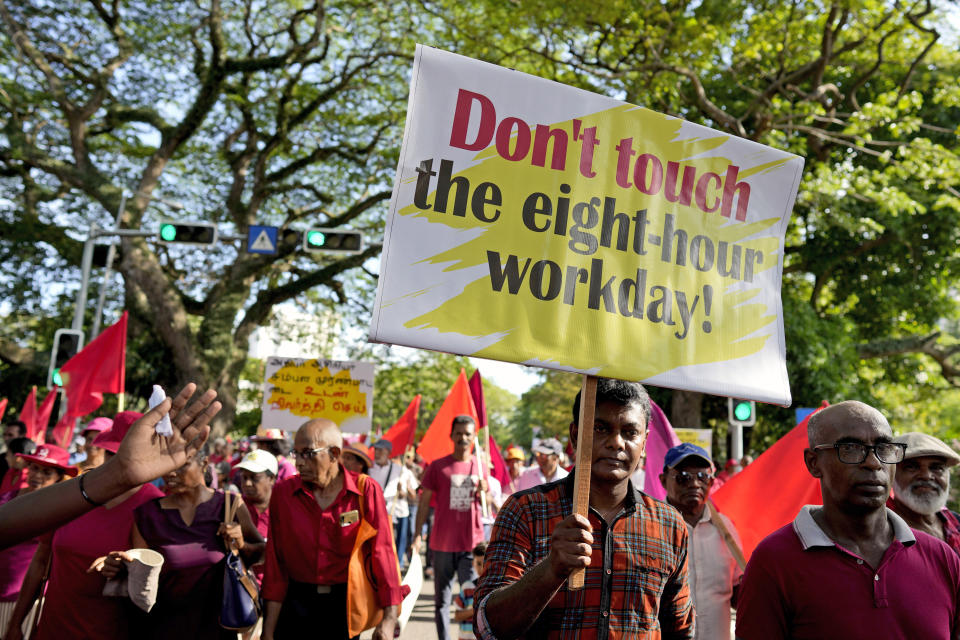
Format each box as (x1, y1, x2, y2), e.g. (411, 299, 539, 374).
(17, 444, 78, 477)
(82, 417, 113, 435)
(92, 411, 144, 454)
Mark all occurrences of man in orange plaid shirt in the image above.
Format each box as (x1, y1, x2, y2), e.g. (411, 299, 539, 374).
(475, 378, 694, 639)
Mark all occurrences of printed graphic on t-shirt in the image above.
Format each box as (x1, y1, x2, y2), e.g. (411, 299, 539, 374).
(449, 473, 475, 511)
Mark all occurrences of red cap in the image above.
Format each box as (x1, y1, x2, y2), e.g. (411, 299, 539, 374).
(17, 444, 78, 477)
(92, 411, 144, 454)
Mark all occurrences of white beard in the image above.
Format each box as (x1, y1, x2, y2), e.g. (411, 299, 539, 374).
(893, 475, 950, 516)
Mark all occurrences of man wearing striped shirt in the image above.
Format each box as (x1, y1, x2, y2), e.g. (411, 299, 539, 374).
(475, 378, 695, 640)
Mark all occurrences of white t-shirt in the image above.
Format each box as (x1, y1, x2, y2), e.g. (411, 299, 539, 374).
(369, 461, 416, 519)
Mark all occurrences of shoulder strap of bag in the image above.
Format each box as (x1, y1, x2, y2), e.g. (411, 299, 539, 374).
(707, 501, 746, 571)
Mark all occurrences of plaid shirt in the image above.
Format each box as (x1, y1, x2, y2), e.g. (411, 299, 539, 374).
(475, 473, 694, 640)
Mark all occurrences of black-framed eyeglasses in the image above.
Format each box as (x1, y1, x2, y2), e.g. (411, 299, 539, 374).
(672, 470, 714, 485)
(812, 442, 906, 464)
(291, 446, 333, 460)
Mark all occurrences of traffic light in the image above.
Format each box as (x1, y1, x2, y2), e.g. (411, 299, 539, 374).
(302, 228, 363, 254)
(47, 329, 84, 388)
(158, 221, 217, 245)
(727, 398, 756, 426)
(279, 229, 301, 250)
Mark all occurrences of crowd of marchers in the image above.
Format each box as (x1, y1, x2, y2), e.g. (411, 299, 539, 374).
(1, 380, 960, 640)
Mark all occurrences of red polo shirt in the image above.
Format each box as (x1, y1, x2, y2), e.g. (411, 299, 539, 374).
(737, 506, 960, 640)
(261, 466, 404, 607)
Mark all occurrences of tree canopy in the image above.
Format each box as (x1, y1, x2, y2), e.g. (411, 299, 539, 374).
(0, 0, 416, 429)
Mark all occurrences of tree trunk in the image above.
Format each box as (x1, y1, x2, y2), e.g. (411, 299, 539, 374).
(670, 389, 703, 429)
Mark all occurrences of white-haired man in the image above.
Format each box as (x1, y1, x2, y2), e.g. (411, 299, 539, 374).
(889, 431, 960, 555)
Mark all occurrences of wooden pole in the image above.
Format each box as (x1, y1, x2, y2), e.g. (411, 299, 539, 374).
(568, 374, 597, 590)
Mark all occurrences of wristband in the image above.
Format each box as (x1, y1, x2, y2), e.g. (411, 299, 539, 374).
(79, 473, 105, 507)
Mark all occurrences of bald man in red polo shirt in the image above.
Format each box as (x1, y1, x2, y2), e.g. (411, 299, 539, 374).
(736, 401, 960, 639)
(261, 419, 403, 640)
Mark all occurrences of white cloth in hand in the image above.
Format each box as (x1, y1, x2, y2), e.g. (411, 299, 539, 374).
(149, 385, 173, 436)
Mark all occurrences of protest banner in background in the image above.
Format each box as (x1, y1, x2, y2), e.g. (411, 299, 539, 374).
(370, 46, 804, 405)
(260, 357, 374, 433)
(674, 428, 713, 453)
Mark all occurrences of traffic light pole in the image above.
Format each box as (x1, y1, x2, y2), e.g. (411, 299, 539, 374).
(730, 422, 744, 461)
(73, 224, 155, 336)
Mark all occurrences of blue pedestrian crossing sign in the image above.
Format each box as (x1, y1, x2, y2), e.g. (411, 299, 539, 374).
(247, 225, 278, 255)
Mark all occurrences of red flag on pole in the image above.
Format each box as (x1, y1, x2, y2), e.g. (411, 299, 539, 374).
(417, 370, 479, 464)
(382, 395, 421, 454)
(60, 311, 127, 417)
(50, 412, 78, 449)
(19, 387, 38, 441)
(35, 387, 59, 442)
(487, 433, 510, 488)
(711, 403, 828, 561)
(0, 398, 8, 421)
(468, 370, 487, 428)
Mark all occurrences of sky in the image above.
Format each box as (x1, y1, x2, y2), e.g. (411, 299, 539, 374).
(468, 356, 541, 395)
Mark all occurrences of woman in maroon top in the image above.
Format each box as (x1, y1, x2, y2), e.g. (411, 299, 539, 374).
(126, 449, 264, 639)
(0, 444, 76, 639)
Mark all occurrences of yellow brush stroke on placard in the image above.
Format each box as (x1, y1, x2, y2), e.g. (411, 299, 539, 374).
(267, 365, 367, 423)
(395, 105, 789, 380)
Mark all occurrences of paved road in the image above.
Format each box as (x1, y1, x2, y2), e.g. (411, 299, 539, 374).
(360, 557, 438, 640)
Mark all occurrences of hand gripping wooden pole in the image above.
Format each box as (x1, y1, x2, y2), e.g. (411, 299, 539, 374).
(568, 374, 597, 590)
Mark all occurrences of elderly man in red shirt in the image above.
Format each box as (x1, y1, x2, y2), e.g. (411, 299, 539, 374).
(737, 401, 960, 640)
(261, 419, 404, 640)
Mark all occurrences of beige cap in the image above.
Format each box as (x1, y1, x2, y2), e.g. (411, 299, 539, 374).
(894, 432, 960, 466)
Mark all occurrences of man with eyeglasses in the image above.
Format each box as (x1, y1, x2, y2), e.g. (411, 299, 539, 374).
(736, 401, 960, 640)
(888, 432, 960, 556)
(660, 443, 742, 640)
(261, 419, 404, 640)
(475, 378, 694, 640)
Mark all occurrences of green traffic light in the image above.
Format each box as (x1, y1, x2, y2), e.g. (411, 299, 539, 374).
(160, 223, 177, 241)
(306, 230, 326, 247)
(52, 368, 63, 386)
(734, 402, 752, 421)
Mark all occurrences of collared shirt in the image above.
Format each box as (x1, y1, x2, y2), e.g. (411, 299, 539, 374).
(475, 474, 694, 640)
(517, 464, 569, 491)
(369, 461, 416, 520)
(685, 505, 742, 640)
(261, 466, 404, 607)
(736, 505, 960, 640)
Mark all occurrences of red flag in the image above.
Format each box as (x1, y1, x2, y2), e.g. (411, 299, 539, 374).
(60, 311, 127, 417)
(0, 398, 8, 421)
(382, 395, 420, 454)
(417, 370, 479, 464)
(711, 403, 828, 561)
(50, 412, 78, 449)
(35, 388, 59, 442)
(468, 370, 487, 428)
(488, 433, 510, 488)
(19, 387, 38, 441)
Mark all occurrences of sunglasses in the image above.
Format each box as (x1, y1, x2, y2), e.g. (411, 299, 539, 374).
(671, 470, 714, 485)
